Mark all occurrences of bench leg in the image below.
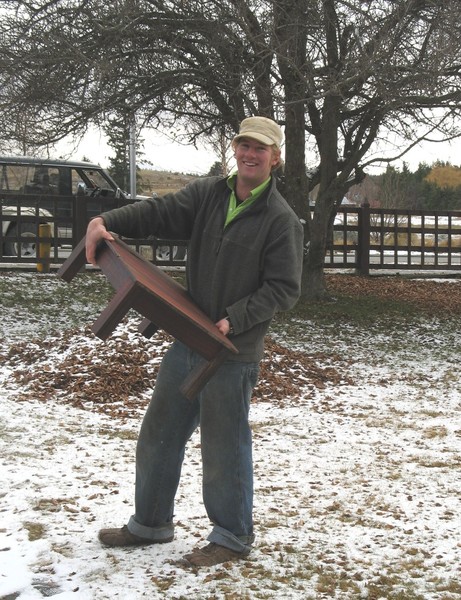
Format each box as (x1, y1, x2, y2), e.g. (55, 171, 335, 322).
(91, 281, 137, 340)
(138, 317, 159, 338)
(179, 347, 229, 401)
(57, 236, 87, 282)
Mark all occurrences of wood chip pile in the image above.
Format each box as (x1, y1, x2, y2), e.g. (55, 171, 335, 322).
(2, 322, 350, 419)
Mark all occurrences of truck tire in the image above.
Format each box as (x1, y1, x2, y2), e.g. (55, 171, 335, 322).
(156, 244, 187, 261)
(4, 224, 38, 258)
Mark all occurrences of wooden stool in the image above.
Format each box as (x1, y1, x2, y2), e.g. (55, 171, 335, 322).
(57, 235, 238, 400)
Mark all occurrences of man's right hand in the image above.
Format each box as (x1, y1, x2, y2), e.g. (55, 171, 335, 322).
(85, 217, 114, 266)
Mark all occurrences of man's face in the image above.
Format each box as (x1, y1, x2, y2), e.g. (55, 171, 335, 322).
(235, 137, 279, 187)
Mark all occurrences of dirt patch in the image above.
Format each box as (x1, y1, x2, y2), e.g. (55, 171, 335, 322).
(326, 273, 461, 314)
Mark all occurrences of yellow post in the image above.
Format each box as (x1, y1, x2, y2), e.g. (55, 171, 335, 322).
(37, 223, 52, 273)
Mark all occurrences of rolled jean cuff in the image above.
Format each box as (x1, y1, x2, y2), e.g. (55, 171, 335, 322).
(128, 515, 174, 541)
(207, 525, 254, 554)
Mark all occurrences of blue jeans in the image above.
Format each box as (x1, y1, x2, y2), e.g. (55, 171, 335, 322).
(127, 341, 259, 553)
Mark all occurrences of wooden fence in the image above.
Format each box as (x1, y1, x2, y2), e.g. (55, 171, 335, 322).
(2, 198, 461, 273)
(327, 203, 461, 274)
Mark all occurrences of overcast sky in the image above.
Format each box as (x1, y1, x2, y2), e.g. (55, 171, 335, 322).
(55, 126, 461, 176)
(56, 128, 219, 175)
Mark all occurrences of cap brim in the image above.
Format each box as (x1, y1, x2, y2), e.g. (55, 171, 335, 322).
(233, 132, 278, 147)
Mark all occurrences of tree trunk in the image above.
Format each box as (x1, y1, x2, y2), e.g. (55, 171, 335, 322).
(301, 64, 347, 298)
(274, 0, 310, 232)
(283, 102, 310, 231)
(302, 257, 326, 300)
(303, 200, 330, 300)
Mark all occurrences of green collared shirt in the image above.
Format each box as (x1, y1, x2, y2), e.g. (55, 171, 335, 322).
(224, 172, 271, 228)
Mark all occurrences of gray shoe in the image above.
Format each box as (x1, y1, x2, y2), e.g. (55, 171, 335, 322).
(98, 525, 174, 547)
(183, 543, 250, 567)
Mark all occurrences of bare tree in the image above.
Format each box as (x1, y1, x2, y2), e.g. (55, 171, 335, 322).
(2, 0, 461, 298)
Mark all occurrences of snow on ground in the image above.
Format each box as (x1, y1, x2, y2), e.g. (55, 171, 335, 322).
(1, 273, 461, 599)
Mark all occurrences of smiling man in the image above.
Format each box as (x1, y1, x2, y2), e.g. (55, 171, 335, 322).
(85, 116, 304, 567)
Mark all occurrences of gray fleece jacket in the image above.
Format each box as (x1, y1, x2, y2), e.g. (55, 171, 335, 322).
(101, 175, 304, 362)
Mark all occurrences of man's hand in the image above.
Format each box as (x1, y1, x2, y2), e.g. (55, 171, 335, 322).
(85, 217, 114, 266)
(215, 317, 232, 336)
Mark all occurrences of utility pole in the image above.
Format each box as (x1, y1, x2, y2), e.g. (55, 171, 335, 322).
(129, 117, 137, 199)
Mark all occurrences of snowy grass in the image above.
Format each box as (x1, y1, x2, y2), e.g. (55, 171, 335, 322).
(1, 271, 461, 599)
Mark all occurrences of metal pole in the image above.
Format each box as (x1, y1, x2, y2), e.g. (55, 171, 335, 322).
(129, 118, 137, 199)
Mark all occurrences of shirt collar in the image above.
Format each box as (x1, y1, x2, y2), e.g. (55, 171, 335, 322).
(226, 171, 271, 200)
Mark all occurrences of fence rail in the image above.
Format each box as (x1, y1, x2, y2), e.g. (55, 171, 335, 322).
(327, 204, 461, 274)
(2, 198, 461, 273)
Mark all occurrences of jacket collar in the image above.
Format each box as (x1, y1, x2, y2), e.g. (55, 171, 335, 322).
(214, 174, 277, 212)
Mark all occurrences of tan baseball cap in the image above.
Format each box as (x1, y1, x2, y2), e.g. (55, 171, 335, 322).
(233, 116, 283, 148)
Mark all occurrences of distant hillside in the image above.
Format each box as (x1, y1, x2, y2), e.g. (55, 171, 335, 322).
(138, 169, 199, 195)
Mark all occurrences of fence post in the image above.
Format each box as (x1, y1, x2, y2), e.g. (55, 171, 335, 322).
(357, 201, 370, 276)
(37, 223, 51, 273)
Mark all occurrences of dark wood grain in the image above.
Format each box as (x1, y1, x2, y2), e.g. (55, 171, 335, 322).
(57, 234, 238, 400)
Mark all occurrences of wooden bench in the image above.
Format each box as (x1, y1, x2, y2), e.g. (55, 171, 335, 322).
(57, 235, 238, 400)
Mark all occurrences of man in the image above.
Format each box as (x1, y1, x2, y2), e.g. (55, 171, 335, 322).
(85, 116, 304, 567)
